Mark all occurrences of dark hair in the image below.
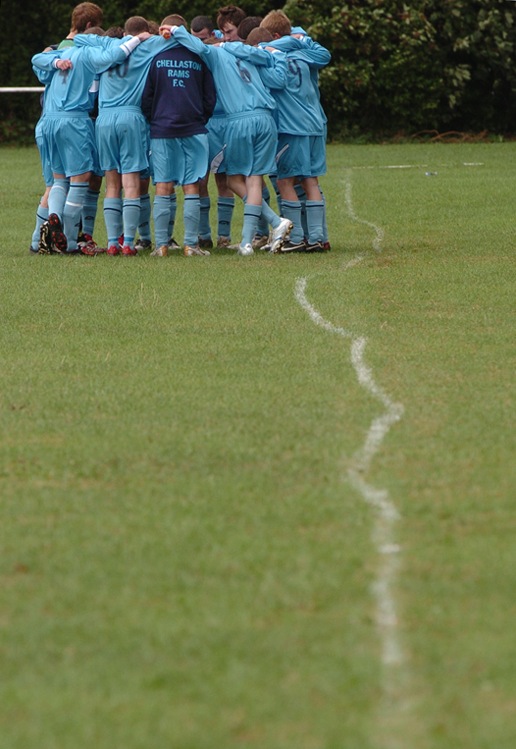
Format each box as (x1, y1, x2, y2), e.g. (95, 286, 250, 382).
(161, 14, 187, 29)
(105, 25, 124, 38)
(124, 16, 149, 35)
(191, 15, 215, 34)
(237, 16, 262, 40)
(84, 25, 105, 35)
(216, 5, 246, 31)
(246, 27, 273, 45)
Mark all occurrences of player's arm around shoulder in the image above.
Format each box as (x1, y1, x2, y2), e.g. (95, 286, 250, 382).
(161, 24, 218, 71)
(258, 46, 287, 89)
(220, 41, 277, 68)
(90, 32, 150, 72)
(296, 36, 331, 68)
(74, 33, 127, 51)
(31, 48, 68, 72)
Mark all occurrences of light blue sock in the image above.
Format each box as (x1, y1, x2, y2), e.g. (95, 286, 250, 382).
(217, 197, 235, 239)
(32, 202, 48, 249)
(138, 193, 151, 241)
(168, 193, 177, 240)
(48, 178, 69, 219)
(63, 182, 88, 250)
(154, 195, 171, 248)
(260, 199, 280, 230)
(183, 194, 200, 247)
(281, 200, 303, 243)
(81, 188, 100, 237)
(242, 202, 261, 246)
(104, 197, 123, 247)
(122, 198, 140, 248)
(257, 184, 270, 237)
(269, 174, 280, 205)
(295, 184, 308, 240)
(320, 189, 329, 243)
(306, 200, 325, 244)
(199, 196, 211, 240)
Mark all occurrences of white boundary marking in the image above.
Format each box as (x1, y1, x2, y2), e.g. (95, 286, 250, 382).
(353, 162, 483, 170)
(294, 172, 410, 746)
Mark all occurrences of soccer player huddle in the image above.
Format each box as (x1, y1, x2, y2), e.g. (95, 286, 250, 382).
(31, 2, 331, 257)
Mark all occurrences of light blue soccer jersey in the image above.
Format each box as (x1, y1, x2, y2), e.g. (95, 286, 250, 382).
(31, 40, 139, 114)
(73, 34, 179, 109)
(257, 35, 330, 136)
(171, 27, 284, 117)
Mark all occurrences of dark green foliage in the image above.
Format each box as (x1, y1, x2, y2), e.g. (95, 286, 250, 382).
(283, 0, 516, 138)
(1, 0, 515, 141)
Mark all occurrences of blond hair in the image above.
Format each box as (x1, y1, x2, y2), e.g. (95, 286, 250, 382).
(260, 10, 291, 38)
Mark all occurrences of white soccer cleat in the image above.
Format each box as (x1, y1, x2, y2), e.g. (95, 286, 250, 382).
(184, 245, 210, 256)
(150, 245, 168, 257)
(237, 243, 254, 256)
(269, 217, 293, 253)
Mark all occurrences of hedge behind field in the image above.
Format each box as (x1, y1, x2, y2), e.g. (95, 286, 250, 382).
(1, 0, 514, 142)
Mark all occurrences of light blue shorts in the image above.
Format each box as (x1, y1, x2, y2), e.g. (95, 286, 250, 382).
(224, 111, 277, 177)
(96, 108, 149, 174)
(150, 134, 209, 186)
(207, 115, 227, 173)
(42, 114, 97, 178)
(276, 133, 326, 179)
(35, 118, 53, 187)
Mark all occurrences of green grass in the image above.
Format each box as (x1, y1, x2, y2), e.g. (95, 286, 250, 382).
(0, 143, 515, 749)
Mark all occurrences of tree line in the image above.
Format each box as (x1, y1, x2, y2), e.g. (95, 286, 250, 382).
(1, 0, 514, 143)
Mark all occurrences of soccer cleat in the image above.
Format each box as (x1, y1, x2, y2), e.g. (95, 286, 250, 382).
(279, 239, 307, 253)
(78, 240, 99, 256)
(37, 221, 52, 254)
(199, 237, 214, 250)
(168, 237, 181, 250)
(106, 244, 122, 256)
(322, 241, 331, 251)
(184, 245, 210, 256)
(78, 232, 96, 248)
(269, 217, 293, 254)
(217, 235, 231, 248)
(252, 234, 269, 250)
(150, 245, 168, 257)
(237, 243, 254, 256)
(305, 240, 325, 253)
(121, 245, 138, 256)
(134, 238, 152, 252)
(48, 213, 67, 254)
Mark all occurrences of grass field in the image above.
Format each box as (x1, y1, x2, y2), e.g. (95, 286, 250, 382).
(0, 142, 515, 749)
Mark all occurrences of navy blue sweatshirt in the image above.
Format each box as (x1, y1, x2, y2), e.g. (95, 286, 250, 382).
(141, 46, 216, 138)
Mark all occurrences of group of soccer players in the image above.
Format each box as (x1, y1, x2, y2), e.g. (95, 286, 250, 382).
(31, 2, 331, 257)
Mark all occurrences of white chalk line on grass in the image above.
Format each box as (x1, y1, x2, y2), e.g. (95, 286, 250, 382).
(353, 162, 483, 170)
(294, 172, 410, 746)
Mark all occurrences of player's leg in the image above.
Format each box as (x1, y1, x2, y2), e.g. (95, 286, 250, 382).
(215, 173, 235, 247)
(120, 171, 141, 256)
(180, 135, 210, 256)
(198, 170, 213, 249)
(103, 170, 123, 255)
(32, 185, 51, 254)
(302, 177, 325, 251)
(64, 172, 95, 253)
(135, 174, 152, 251)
